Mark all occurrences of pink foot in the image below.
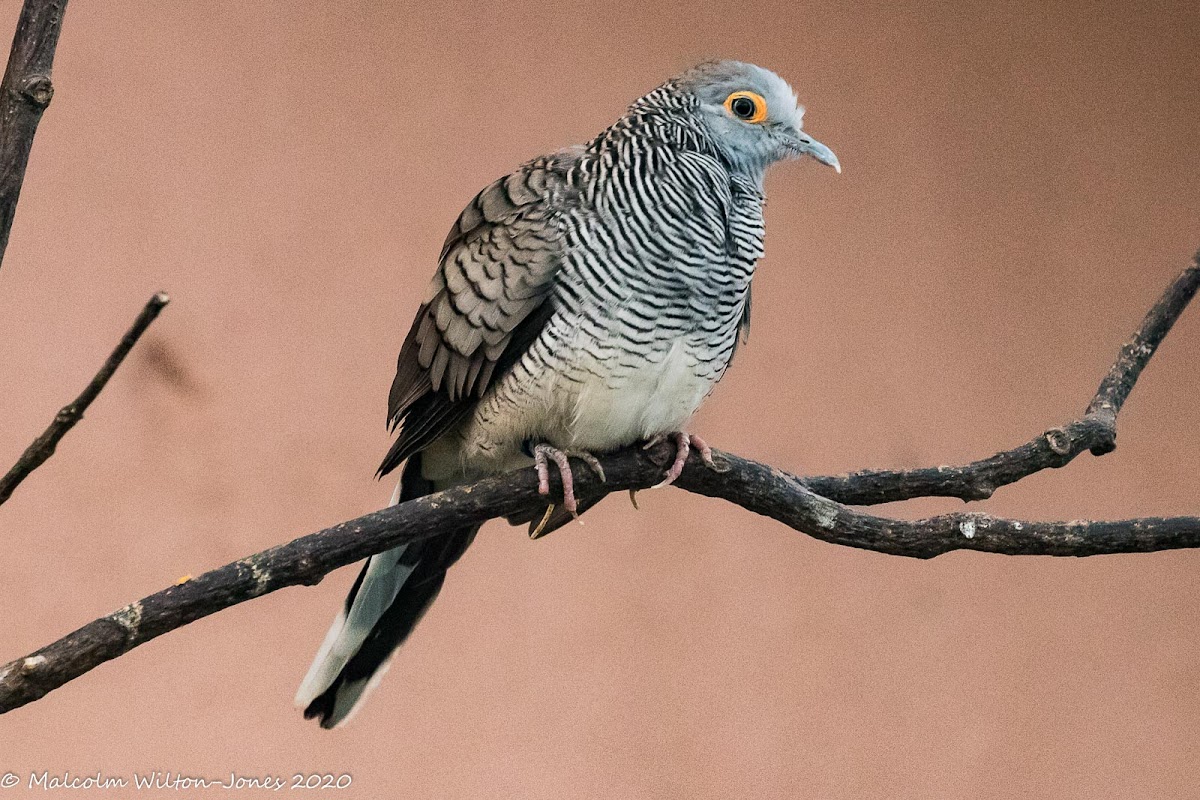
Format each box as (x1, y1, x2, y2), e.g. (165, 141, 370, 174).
(644, 432, 725, 488)
(533, 444, 605, 516)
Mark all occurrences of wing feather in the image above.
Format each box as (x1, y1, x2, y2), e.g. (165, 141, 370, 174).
(379, 151, 577, 476)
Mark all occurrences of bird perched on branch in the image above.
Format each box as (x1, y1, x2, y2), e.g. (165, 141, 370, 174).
(295, 59, 839, 727)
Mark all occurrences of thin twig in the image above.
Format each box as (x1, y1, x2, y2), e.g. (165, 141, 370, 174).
(0, 0, 70, 273)
(804, 260, 1200, 504)
(0, 254, 1196, 715)
(0, 292, 170, 506)
(1086, 261, 1200, 419)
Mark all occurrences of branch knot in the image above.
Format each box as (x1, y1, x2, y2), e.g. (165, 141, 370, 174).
(18, 75, 53, 110)
(1044, 427, 1073, 457)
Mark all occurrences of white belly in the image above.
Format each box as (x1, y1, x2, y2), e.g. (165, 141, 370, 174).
(557, 339, 713, 451)
(432, 335, 720, 482)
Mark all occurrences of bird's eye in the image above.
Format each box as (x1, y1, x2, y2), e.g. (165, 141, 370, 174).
(724, 91, 768, 124)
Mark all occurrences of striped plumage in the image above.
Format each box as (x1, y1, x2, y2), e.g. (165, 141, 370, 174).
(296, 60, 839, 727)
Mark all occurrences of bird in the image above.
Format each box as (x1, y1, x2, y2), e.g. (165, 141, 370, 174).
(294, 59, 839, 728)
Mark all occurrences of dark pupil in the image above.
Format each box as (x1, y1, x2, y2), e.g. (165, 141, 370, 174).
(732, 97, 756, 119)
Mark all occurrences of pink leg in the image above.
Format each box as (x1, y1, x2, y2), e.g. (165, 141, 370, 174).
(533, 444, 605, 517)
(646, 432, 726, 488)
(655, 432, 691, 487)
(687, 433, 722, 470)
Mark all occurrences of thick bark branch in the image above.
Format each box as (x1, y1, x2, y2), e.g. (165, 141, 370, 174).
(0, 0, 68, 273)
(0, 254, 1196, 716)
(1, 443, 1197, 715)
(0, 292, 169, 506)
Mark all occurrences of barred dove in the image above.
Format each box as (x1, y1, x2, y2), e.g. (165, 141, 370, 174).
(296, 60, 839, 727)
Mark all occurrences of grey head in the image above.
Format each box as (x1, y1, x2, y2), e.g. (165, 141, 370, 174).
(660, 60, 840, 180)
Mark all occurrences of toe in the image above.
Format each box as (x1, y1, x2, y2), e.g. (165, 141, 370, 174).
(529, 505, 555, 539)
(578, 452, 606, 483)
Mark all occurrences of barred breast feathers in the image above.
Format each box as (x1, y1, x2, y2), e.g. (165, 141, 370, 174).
(385, 74, 769, 479)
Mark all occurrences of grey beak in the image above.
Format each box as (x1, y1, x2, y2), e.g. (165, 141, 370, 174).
(792, 133, 841, 174)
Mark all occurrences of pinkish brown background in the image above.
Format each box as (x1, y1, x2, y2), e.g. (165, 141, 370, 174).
(1, 1, 1199, 797)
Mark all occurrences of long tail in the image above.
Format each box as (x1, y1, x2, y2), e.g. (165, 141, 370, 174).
(294, 453, 478, 728)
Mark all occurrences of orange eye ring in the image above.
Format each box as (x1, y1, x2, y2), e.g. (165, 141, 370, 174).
(724, 91, 768, 124)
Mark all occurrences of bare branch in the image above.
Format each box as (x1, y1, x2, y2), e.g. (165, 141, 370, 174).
(2, 441, 1198, 715)
(0, 253, 1195, 716)
(1086, 260, 1200, 421)
(0, 292, 170, 506)
(805, 259, 1200, 504)
(0, 0, 69, 273)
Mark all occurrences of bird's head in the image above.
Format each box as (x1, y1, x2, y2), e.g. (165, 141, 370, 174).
(670, 60, 840, 179)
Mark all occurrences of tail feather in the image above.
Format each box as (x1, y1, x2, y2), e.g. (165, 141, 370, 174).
(295, 454, 478, 728)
